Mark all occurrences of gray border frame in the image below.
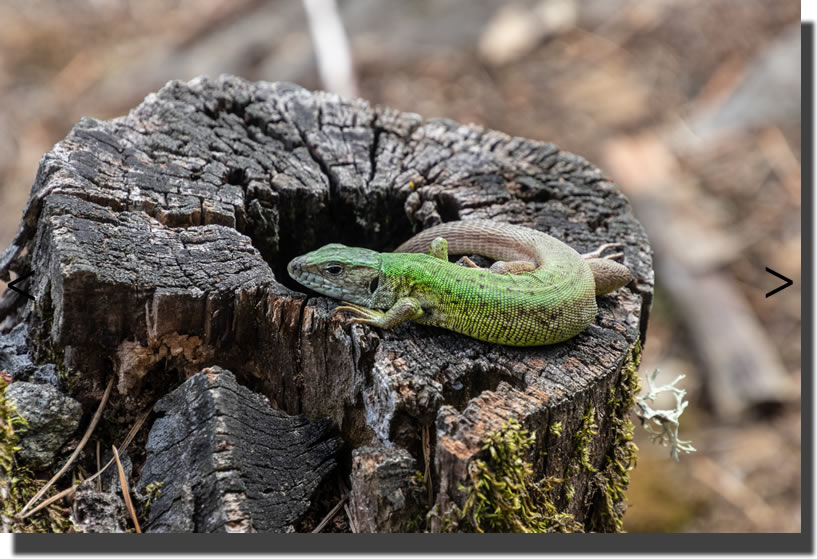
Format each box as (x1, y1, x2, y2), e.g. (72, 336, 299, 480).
(12, 22, 813, 556)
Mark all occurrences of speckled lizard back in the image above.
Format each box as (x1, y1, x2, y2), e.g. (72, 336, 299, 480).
(392, 220, 598, 345)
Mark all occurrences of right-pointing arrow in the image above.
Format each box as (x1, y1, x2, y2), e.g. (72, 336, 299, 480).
(765, 267, 793, 298)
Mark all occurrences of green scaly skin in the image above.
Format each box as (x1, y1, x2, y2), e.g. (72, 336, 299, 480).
(287, 220, 632, 346)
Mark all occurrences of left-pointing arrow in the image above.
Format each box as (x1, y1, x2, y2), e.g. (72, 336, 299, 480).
(765, 267, 793, 298)
(7, 272, 34, 301)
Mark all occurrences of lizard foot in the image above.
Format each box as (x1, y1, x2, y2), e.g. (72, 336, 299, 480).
(335, 302, 385, 326)
(335, 297, 423, 329)
(489, 260, 537, 274)
(582, 243, 624, 260)
(457, 255, 481, 268)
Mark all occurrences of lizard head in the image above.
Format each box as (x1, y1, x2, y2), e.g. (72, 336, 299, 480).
(287, 243, 383, 305)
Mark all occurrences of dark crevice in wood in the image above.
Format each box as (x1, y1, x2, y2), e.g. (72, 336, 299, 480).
(223, 167, 249, 187)
(388, 411, 426, 473)
(441, 363, 526, 413)
(0, 77, 651, 532)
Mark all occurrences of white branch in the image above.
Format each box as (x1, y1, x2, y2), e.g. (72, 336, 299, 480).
(302, 0, 358, 98)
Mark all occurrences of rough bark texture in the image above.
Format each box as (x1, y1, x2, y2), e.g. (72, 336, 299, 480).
(5, 381, 82, 470)
(349, 445, 426, 533)
(71, 483, 128, 533)
(137, 366, 341, 533)
(0, 76, 652, 532)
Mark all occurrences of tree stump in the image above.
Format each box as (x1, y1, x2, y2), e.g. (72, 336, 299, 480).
(0, 75, 652, 532)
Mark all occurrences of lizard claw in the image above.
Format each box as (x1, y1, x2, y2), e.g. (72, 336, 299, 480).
(335, 302, 385, 326)
(456, 255, 481, 268)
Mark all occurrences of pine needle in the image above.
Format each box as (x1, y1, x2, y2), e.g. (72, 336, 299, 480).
(112, 445, 140, 533)
(18, 375, 115, 517)
(311, 495, 347, 533)
(96, 440, 101, 492)
(20, 407, 151, 520)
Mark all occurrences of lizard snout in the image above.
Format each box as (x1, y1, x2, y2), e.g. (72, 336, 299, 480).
(287, 256, 304, 279)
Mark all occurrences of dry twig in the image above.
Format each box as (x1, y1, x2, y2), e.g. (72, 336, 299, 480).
(302, 0, 357, 97)
(422, 424, 432, 506)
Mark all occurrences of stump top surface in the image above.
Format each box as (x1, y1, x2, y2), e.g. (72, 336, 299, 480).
(1, 73, 652, 455)
(0, 75, 654, 533)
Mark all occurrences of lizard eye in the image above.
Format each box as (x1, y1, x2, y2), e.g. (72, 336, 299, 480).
(369, 277, 379, 293)
(325, 263, 343, 275)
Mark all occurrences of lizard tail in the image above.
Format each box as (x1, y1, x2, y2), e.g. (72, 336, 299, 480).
(394, 220, 553, 265)
(585, 258, 633, 295)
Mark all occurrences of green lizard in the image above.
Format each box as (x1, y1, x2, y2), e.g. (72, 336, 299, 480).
(287, 220, 632, 346)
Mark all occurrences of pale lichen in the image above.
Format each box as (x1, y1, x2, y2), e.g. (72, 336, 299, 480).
(635, 369, 695, 460)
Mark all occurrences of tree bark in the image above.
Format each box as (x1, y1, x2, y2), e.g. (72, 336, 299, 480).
(0, 75, 652, 532)
(137, 366, 341, 532)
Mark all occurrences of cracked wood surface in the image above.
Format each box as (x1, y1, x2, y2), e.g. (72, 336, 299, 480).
(0, 76, 652, 532)
(137, 366, 341, 532)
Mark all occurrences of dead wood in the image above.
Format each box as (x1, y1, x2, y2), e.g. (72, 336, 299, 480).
(0, 76, 651, 532)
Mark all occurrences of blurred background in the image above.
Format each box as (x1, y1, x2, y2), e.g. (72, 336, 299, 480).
(0, 0, 801, 532)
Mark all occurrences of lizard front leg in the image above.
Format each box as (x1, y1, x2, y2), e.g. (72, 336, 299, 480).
(335, 297, 424, 329)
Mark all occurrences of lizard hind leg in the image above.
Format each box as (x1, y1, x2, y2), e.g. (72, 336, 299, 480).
(489, 260, 537, 274)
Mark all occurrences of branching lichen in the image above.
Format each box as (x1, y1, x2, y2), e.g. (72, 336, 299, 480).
(635, 369, 695, 460)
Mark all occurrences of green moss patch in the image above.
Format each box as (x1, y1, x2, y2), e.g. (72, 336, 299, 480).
(446, 419, 582, 533)
(0, 376, 71, 533)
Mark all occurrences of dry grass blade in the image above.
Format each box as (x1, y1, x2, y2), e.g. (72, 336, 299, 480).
(18, 375, 115, 518)
(344, 502, 358, 534)
(96, 440, 101, 492)
(20, 407, 151, 520)
(112, 445, 141, 533)
(21, 485, 76, 521)
(334, 476, 357, 533)
(422, 424, 432, 506)
(311, 494, 347, 533)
